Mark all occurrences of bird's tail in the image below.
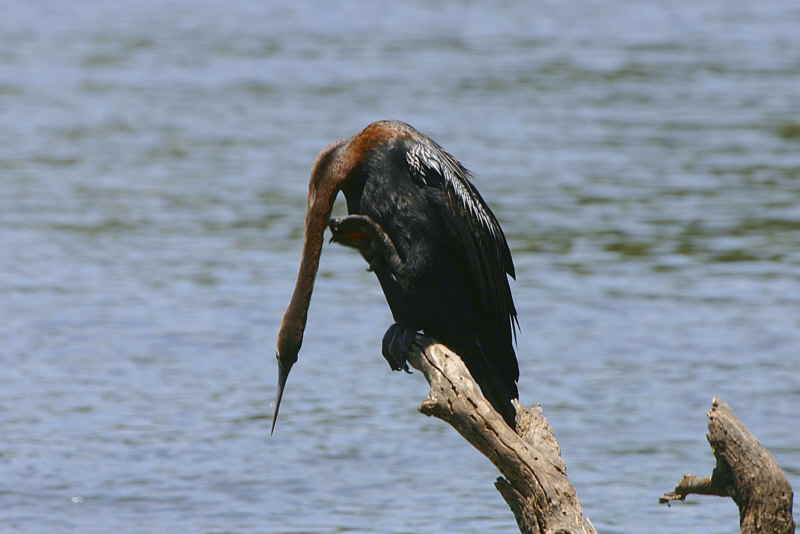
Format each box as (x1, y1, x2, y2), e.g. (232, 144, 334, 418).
(451, 339, 518, 429)
(479, 368, 518, 429)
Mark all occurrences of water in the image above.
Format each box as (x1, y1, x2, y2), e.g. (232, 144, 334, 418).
(2, 1, 799, 532)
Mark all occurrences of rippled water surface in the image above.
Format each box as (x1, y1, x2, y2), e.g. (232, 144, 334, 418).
(2, 2, 799, 533)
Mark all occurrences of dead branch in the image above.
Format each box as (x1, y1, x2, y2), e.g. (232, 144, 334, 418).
(402, 338, 795, 533)
(660, 397, 795, 534)
(406, 337, 597, 534)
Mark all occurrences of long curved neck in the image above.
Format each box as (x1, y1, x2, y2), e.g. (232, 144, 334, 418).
(275, 139, 349, 367)
(278, 189, 337, 352)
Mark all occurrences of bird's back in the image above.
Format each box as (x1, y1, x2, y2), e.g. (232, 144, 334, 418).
(343, 122, 520, 426)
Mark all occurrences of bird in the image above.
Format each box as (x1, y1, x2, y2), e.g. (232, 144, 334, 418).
(273, 120, 519, 433)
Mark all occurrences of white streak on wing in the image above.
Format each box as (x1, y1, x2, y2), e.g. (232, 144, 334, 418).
(406, 144, 497, 236)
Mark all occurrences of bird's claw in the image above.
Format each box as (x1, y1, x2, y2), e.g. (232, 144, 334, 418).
(382, 323, 416, 373)
(329, 215, 376, 245)
(328, 215, 382, 266)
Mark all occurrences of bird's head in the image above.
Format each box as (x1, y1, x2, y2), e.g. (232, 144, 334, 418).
(271, 324, 301, 434)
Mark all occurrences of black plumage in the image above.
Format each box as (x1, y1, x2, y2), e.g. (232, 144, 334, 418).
(274, 120, 519, 431)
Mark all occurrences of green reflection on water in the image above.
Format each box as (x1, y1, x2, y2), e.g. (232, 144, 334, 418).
(776, 122, 800, 141)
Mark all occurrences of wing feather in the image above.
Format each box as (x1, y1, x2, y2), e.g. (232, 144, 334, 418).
(404, 135, 519, 365)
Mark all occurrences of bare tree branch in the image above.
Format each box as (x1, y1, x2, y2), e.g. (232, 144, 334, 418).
(401, 338, 795, 534)
(407, 338, 597, 534)
(660, 397, 795, 534)
(660, 474, 729, 502)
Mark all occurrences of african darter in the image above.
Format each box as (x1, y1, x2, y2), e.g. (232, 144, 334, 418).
(273, 120, 519, 431)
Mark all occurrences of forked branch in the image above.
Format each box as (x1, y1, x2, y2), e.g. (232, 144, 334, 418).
(403, 339, 795, 534)
(660, 398, 795, 534)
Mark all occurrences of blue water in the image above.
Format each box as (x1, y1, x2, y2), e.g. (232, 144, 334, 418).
(1, 1, 799, 533)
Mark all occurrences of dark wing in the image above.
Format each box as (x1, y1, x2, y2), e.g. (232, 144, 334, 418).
(404, 134, 519, 380)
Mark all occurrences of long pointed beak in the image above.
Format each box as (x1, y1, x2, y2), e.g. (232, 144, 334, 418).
(271, 354, 293, 435)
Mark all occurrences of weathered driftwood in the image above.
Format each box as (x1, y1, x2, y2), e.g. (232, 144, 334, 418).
(407, 337, 597, 534)
(404, 338, 796, 533)
(660, 397, 795, 534)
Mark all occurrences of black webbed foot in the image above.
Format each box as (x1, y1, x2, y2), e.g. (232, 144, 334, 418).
(382, 323, 417, 373)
